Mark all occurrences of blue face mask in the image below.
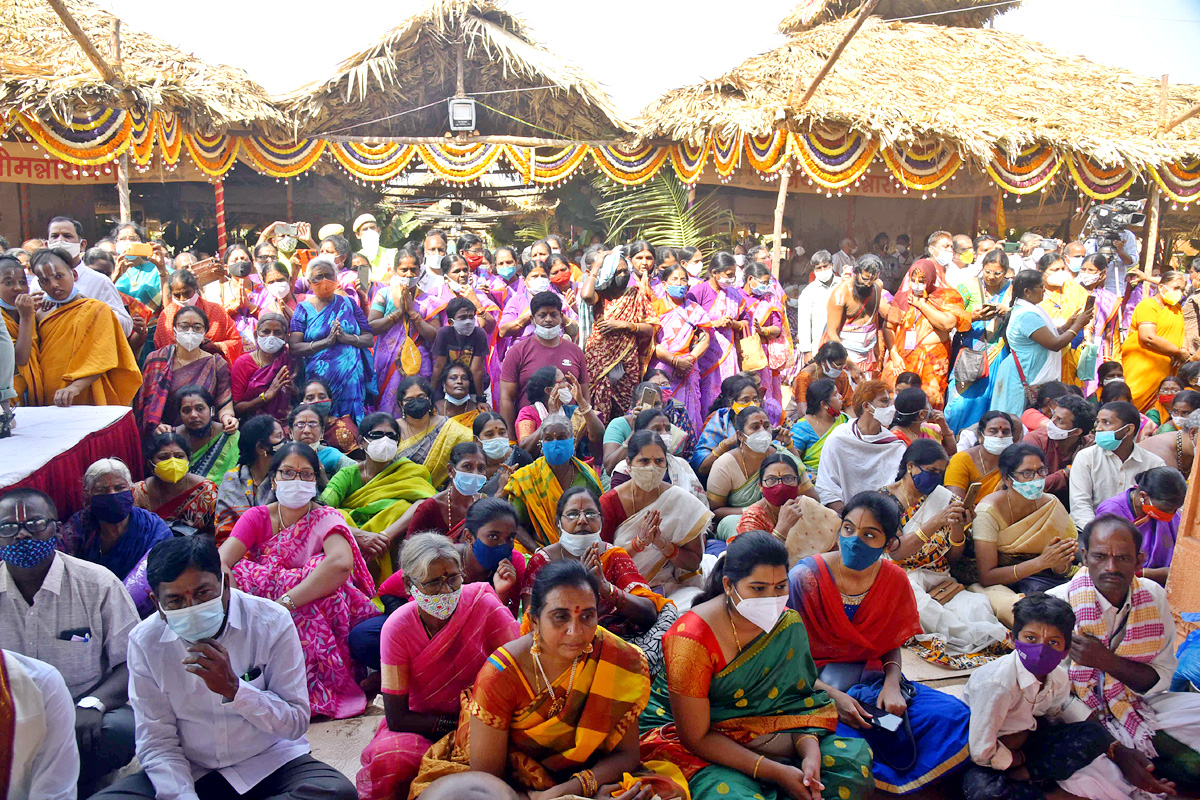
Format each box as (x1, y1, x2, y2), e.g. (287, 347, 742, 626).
(1095, 425, 1130, 451)
(497, 265, 516, 281)
(839, 531, 884, 571)
(542, 437, 574, 466)
(452, 470, 487, 496)
(1011, 477, 1045, 500)
(751, 282, 771, 297)
(472, 537, 514, 571)
(0, 535, 58, 568)
(911, 468, 943, 495)
(160, 575, 227, 642)
(666, 284, 688, 299)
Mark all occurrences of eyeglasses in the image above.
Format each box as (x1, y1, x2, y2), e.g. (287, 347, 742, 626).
(174, 323, 205, 333)
(1012, 468, 1049, 481)
(561, 510, 601, 523)
(277, 468, 317, 482)
(761, 475, 800, 487)
(419, 573, 464, 592)
(0, 518, 55, 540)
(292, 420, 321, 429)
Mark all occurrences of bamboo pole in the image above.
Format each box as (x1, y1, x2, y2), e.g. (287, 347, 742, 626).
(44, 0, 119, 84)
(323, 132, 624, 147)
(1162, 101, 1200, 134)
(771, 163, 793, 276)
(786, 0, 880, 111)
(1141, 75, 1168, 274)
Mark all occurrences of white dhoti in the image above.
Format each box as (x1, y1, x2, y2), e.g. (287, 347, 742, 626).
(909, 567, 1010, 655)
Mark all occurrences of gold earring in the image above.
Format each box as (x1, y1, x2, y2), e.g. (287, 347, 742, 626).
(531, 631, 542, 655)
(582, 641, 593, 655)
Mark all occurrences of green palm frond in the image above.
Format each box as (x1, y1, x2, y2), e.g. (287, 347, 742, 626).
(515, 218, 552, 244)
(382, 210, 420, 247)
(593, 173, 736, 250)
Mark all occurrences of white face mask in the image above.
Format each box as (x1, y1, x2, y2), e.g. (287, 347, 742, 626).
(822, 363, 843, 379)
(982, 435, 1014, 454)
(175, 293, 199, 308)
(815, 267, 834, 285)
(1078, 272, 1102, 288)
(744, 429, 773, 453)
(257, 334, 285, 355)
(934, 249, 953, 267)
(1173, 415, 1188, 429)
(628, 464, 666, 491)
(452, 318, 476, 337)
(1030, 247, 1046, 263)
(910, 282, 926, 296)
(444, 391, 469, 406)
(527, 276, 551, 294)
(717, 276, 735, 289)
(359, 229, 380, 255)
(684, 261, 703, 278)
(175, 330, 204, 352)
(733, 255, 745, 266)
(535, 324, 562, 341)
(731, 588, 789, 633)
(51, 240, 81, 259)
(412, 586, 460, 620)
(267, 281, 291, 299)
(559, 530, 600, 557)
(275, 479, 318, 509)
(1067, 256, 1083, 273)
(481, 437, 511, 460)
(556, 386, 574, 404)
(365, 435, 399, 463)
(423, 252, 442, 272)
(870, 404, 897, 427)
(1044, 272, 1066, 288)
(1045, 423, 1073, 441)
(160, 575, 226, 642)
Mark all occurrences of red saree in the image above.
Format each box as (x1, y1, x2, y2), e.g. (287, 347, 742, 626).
(584, 287, 658, 423)
(154, 297, 243, 363)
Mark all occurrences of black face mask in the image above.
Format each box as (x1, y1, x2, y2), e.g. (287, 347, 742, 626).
(403, 397, 432, 419)
(611, 270, 631, 293)
(228, 260, 254, 279)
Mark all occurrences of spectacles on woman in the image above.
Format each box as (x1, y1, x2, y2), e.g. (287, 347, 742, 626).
(1012, 467, 1048, 481)
(277, 467, 317, 482)
(419, 573, 464, 592)
(561, 510, 601, 523)
(761, 475, 800, 487)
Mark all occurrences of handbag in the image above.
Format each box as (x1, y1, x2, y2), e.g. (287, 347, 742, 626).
(738, 331, 768, 372)
(952, 347, 987, 390)
(1010, 347, 1039, 408)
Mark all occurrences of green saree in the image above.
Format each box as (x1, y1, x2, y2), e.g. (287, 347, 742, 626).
(189, 431, 240, 484)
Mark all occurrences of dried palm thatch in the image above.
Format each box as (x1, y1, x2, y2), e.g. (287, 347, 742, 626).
(778, 0, 1019, 34)
(0, 0, 284, 133)
(637, 17, 1200, 171)
(278, 0, 629, 141)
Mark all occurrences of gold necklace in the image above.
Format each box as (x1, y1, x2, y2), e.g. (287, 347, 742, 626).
(725, 598, 743, 652)
(532, 649, 581, 716)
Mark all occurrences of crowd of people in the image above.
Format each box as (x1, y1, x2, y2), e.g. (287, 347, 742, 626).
(1, 212, 1199, 800)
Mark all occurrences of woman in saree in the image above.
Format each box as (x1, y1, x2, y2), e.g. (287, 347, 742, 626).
(356, 532, 520, 800)
(515, 368, 604, 463)
(474, 411, 534, 496)
(989, 270, 1092, 416)
(215, 414, 283, 544)
(0, 255, 39, 405)
(582, 248, 658, 424)
(137, 304, 235, 436)
(221, 442, 380, 719)
(503, 413, 604, 552)
(788, 492, 973, 795)
(289, 255, 376, 421)
(968, 442, 1077, 627)
(640, 531, 874, 800)
(687, 251, 748, 415)
(258, 260, 306, 325)
(400, 442, 490, 542)
(300, 378, 360, 455)
(882, 259, 971, 409)
(1036, 253, 1090, 386)
(371, 247, 449, 398)
(112, 221, 169, 313)
(1122, 270, 1195, 411)
(155, 268, 242, 363)
(742, 262, 792, 424)
(203, 244, 264, 348)
(596, 431, 712, 608)
(889, 387, 957, 453)
(231, 312, 293, 421)
(643, 368, 698, 461)
(320, 411, 438, 570)
(408, 559, 685, 800)
(647, 262, 713, 434)
(436, 257, 500, 386)
(133, 432, 218, 536)
(790, 341, 860, 418)
(1095, 465, 1185, 586)
(691, 374, 760, 476)
(735, 453, 841, 564)
(706, 405, 814, 541)
(394, 375, 474, 487)
(945, 254, 1011, 428)
(522, 487, 675, 676)
(943, 411, 1016, 513)
(608, 408, 705, 503)
(1078, 253, 1123, 397)
(790, 377, 850, 481)
(435, 361, 485, 429)
(289, 403, 357, 480)
(175, 384, 241, 484)
(879, 441, 1009, 669)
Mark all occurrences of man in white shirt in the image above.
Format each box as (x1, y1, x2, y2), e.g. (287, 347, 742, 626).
(944, 234, 978, 290)
(1050, 515, 1200, 792)
(794, 250, 837, 362)
(94, 536, 355, 800)
(1068, 401, 1166, 529)
(2, 649, 79, 800)
(46, 217, 133, 337)
(831, 237, 857, 275)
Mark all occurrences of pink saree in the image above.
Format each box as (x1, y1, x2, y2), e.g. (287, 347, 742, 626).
(690, 282, 746, 417)
(647, 298, 713, 433)
(356, 582, 519, 800)
(231, 505, 379, 719)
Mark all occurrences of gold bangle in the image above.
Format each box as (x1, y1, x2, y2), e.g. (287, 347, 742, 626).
(752, 754, 766, 779)
(573, 769, 597, 797)
(1012, 565, 1021, 582)
(948, 535, 967, 547)
(882, 659, 902, 671)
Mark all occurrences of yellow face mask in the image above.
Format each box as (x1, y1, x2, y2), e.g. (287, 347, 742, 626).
(153, 457, 189, 484)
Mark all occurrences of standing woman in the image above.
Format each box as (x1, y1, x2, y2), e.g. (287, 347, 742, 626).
(583, 249, 658, 424)
(230, 312, 293, 421)
(289, 255, 376, 421)
(371, 247, 438, 412)
(259, 261, 304, 323)
(648, 263, 713, 433)
(789, 377, 850, 482)
(482, 245, 521, 401)
(210, 244, 262, 349)
(742, 261, 791, 424)
(154, 268, 243, 363)
(1122, 270, 1196, 411)
(687, 251, 747, 415)
(544, 253, 581, 333)
(944, 250, 1012, 433)
(112, 221, 169, 312)
(1036, 252, 1089, 386)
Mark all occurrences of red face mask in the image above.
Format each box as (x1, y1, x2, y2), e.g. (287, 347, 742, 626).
(463, 252, 483, 268)
(312, 278, 337, 299)
(1159, 393, 1177, 408)
(762, 483, 799, 507)
(1143, 497, 1176, 522)
(550, 270, 572, 287)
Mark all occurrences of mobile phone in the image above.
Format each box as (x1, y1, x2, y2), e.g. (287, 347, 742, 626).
(963, 481, 982, 508)
(637, 386, 658, 408)
(126, 242, 153, 258)
(1084, 294, 1097, 313)
(859, 702, 903, 732)
(276, 223, 299, 237)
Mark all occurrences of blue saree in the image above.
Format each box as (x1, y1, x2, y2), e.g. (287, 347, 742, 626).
(291, 294, 376, 422)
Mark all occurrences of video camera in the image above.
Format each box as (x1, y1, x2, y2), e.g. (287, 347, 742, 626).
(1080, 199, 1146, 260)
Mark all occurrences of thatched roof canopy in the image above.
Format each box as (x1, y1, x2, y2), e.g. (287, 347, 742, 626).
(0, 0, 284, 133)
(778, 0, 1019, 34)
(637, 17, 1200, 169)
(278, 0, 630, 141)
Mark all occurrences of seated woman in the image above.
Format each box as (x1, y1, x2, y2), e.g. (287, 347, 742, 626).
(1098, 379, 1158, 440)
(435, 362, 485, 430)
(943, 410, 1016, 513)
(524, 486, 674, 676)
(707, 405, 814, 541)
(355, 532, 521, 800)
(220, 441, 380, 719)
(890, 386, 957, 454)
(879, 441, 1008, 669)
(154, 268, 242, 362)
(1147, 375, 1184, 429)
(230, 311, 293, 421)
(790, 340, 859, 417)
(62, 457, 171, 614)
(515, 367, 604, 461)
(969, 442, 1077, 627)
(608, 408, 706, 502)
(788, 492, 972, 796)
(1154, 387, 1200, 433)
(215, 414, 284, 544)
(136, 305, 236, 439)
(473, 411, 533, 496)
(789, 376, 849, 482)
(1094, 465, 1187, 585)
(599, 431, 712, 606)
(603, 380, 666, 473)
(736, 453, 840, 563)
(397, 443, 490, 542)
(300, 378, 359, 455)
(175, 384, 240, 484)
(408, 559, 686, 800)
(133, 432, 218, 536)
(320, 411, 437, 569)
(640, 531, 874, 800)
(289, 402, 357, 479)
(691, 374, 759, 476)
(503, 412, 603, 551)
(394, 376, 473, 488)
(644, 368, 698, 462)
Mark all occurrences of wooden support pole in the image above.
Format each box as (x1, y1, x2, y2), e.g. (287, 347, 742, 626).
(111, 19, 130, 223)
(286, 179, 294, 222)
(1142, 182, 1161, 273)
(771, 163, 793, 276)
(44, 0, 119, 84)
(786, 0, 880, 111)
(1162, 102, 1200, 135)
(215, 180, 227, 256)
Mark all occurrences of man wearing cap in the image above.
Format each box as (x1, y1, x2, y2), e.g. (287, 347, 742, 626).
(353, 213, 397, 286)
